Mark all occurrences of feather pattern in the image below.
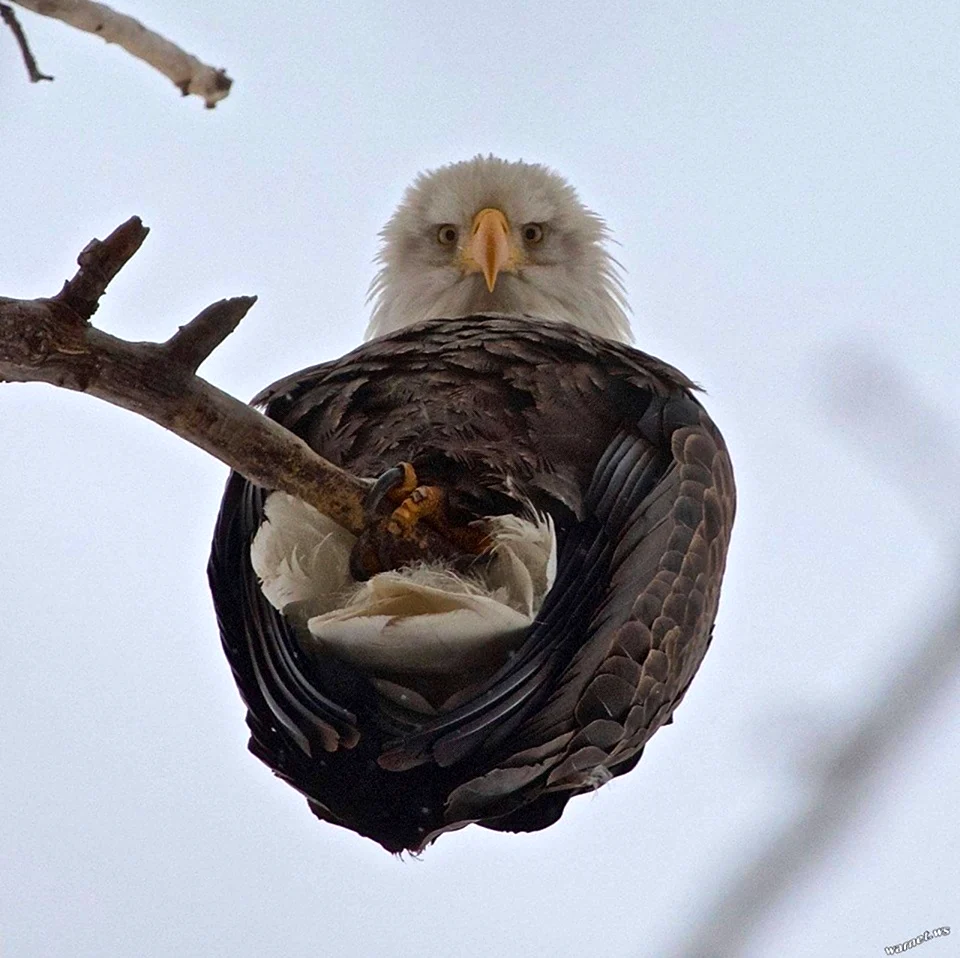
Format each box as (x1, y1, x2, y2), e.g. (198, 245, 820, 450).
(209, 315, 735, 851)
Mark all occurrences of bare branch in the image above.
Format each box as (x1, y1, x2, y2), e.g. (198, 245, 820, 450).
(823, 343, 960, 539)
(662, 357, 960, 958)
(11, 0, 230, 107)
(1, 2, 52, 81)
(56, 215, 149, 320)
(163, 299, 250, 373)
(665, 585, 960, 958)
(0, 218, 371, 535)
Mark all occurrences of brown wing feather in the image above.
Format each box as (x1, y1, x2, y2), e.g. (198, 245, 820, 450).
(209, 315, 735, 851)
(455, 404, 735, 833)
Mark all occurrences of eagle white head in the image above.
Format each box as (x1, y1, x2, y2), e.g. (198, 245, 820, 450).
(366, 156, 631, 343)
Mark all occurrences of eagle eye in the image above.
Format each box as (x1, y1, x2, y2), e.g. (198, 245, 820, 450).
(521, 223, 545, 244)
(436, 224, 459, 246)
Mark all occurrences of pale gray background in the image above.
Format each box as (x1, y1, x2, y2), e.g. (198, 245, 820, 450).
(2, 3, 958, 956)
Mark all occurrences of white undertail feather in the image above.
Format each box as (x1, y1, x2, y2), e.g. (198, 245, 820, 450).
(251, 493, 556, 709)
(366, 155, 631, 342)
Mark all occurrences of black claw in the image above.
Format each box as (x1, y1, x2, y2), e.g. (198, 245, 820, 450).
(365, 463, 409, 516)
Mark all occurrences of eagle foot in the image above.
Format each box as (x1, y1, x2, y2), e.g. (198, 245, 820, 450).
(349, 462, 491, 581)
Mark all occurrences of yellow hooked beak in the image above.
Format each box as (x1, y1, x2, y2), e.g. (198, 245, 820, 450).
(463, 208, 514, 292)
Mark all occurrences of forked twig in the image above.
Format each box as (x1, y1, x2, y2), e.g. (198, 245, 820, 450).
(0, 217, 370, 533)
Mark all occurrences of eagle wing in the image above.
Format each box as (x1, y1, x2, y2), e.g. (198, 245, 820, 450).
(208, 317, 735, 851)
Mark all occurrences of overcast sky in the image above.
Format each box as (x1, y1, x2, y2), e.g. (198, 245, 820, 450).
(2, 3, 959, 956)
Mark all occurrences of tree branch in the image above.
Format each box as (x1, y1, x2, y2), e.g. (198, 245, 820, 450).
(55, 214, 149, 319)
(661, 356, 960, 958)
(0, 217, 371, 535)
(163, 299, 248, 373)
(1, 2, 53, 81)
(10, 0, 230, 107)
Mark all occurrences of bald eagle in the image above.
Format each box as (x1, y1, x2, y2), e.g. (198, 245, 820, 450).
(209, 156, 735, 852)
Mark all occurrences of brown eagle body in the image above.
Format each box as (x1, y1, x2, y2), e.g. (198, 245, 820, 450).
(209, 315, 735, 851)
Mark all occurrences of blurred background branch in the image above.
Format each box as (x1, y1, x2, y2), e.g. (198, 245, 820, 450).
(663, 348, 960, 958)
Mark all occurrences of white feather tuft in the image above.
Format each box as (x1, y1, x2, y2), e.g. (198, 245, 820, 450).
(306, 573, 531, 675)
(250, 492, 354, 621)
(250, 493, 557, 699)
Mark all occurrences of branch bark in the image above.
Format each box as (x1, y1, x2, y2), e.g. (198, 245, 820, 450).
(10, 0, 230, 107)
(0, 217, 371, 535)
